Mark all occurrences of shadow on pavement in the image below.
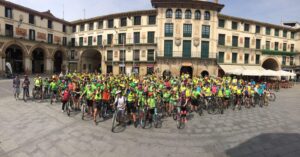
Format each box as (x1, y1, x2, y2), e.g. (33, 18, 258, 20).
(225, 133, 300, 157)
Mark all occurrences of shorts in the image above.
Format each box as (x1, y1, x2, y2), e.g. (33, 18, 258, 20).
(52, 90, 58, 95)
(93, 101, 102, 109)
(35, 86, 41, 91)
(127, 101, 137, 114)
(87, 99, 93, 107)
(14, 87, 20, 94)
(224, 97, 230, 100)
(191, 98, 199, 106)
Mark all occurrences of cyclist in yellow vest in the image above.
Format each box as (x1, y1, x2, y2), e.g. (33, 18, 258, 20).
(127, 88, 137, 127)
(93, 86, 102, 125)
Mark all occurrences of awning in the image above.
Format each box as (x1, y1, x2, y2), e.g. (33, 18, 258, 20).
(219, 64, 297, 77)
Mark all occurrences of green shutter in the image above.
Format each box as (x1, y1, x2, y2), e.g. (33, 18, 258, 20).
(88, 36, 93, 46)
(183, 40, 191, 58)
(164, 40, 173, 57)
(201, 41, 209, 59)
(97, 35, 102, 46)
(79, 37, 83, 46)
(218, 52, 224, 63)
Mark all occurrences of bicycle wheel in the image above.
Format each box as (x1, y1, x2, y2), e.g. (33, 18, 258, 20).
(81, 104, 86, 120)
(268, 93, 276, 102)
(67, 101, 71, 117)
(111, 110, 119, 132)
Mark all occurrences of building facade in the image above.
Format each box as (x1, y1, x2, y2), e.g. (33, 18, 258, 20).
(0, 0, 299, 78)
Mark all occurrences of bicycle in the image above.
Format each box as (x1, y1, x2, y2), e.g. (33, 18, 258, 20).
(111, 108, 127, 132)
(206, 96, 218, 114)
(22, 87, 29, 102)
(174, 105, 185, 129)
(64, 100, 72, 117)
(81, 97, 88, 120)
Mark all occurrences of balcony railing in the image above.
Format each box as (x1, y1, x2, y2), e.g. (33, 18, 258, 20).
(157, 51, 217, 59)
(262, 49, 297, 56)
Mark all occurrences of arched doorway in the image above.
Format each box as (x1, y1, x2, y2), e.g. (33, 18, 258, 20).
(54, 51, 63, 73)
(201, 70, 209, 77)
(32, 48, 45, 73)
(180, 66, 193, 77)
(5, 44, 24, 74)
(218, 69, 225, 77)
(81, 49, 101, 73)
(262, 58, 280, 71)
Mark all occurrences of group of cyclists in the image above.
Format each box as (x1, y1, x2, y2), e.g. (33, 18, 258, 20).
(12, 72, 276, 129)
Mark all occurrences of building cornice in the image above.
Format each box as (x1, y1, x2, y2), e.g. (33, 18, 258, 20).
(0, 0, 71, 25)
(71, 10, 157, 25)
(218, 14, 297, 32)
(151, 0, 224, 12)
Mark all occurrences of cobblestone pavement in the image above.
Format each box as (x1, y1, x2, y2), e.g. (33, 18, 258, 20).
(0, 79, 300, 157)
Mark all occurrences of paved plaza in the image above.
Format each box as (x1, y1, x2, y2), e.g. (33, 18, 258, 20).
(0, 79, 300, 157)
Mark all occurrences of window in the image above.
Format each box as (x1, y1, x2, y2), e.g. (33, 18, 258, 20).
(29, 29, 35, 41)
(256, 25, 261, 34)
(72, 26, 76, 32)
(133, 50, 140, 61)
(265, 41, 270, 50)
(165, 23, 173, 37)
(48, 20, 53, 29)
(63, 25, 66, 33)
(175, 9, 182, 19)
(134, 32, 140, 44)
(283, 30, 287, 38)
(88, 36, 93, 46)
(119, 50, 126, 62)
(5, 7, 12, 18)
(195, 10, 201, 20)
(89, 23, 94, 30)
(218, 19, 225, 28)
(107, 34, 113, 45)
(71, 50, 75, 60)
(202, 25, 210, 38)
(290, 57, 294, 66)
(5, 24, 13, 37)
(256, 54, 260, 64)
(256, 39, 261, 49)
(79, 37, 83, 46)
(107, 50, 113, 61)
(275, 42, 279, 51)
(266, 27, 271, 35)
(98, 21, 103, 29)
(29, 14, 35, 24)
(48, 34, 53, 44)
(120, 17, 127, 27)
(218, 52, 224, 63)
(283, 43, 287, 51)
(201, 41, 210, 59)
(232, 21, 238, 30)
(164, 40, 173, 57)
(291, 44, 294, 52)
(204, 11, 210, 20)
(244, 37, 250, 48)
(291, 32, 295, 39)
(244, 23, 250, 32)
(97, 35, 102, 46)
(185, 10, 192, 19)
(218, 34, 225, 46)
(80, 24, 84, 31)
(183, 40, 191, 58)
(282, 56, 286, 65)
(244, 54, 249, 64)
(118, 33, 126, 44)
(147, 49, 155, 61)
(134, 16, 141, 25)
(71, 38, 75, 47)
(166, 9, 172, 18)
(148, 15, 156, 25)
(63, 37, 67, 46)
(108, 19, 114, 28)
(183, 24, 192, 37)
(232, 53, 237, 63)
(275, 29, 279, 36)
(232, 36, 238, 47)
(147, 31, 155, 43)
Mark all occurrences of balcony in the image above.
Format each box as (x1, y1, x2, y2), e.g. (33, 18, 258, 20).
(157, 51, 217, 60)
(262, 49, 298, 56)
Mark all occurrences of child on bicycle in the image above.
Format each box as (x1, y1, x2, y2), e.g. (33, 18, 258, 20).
(61, 87, 71, 113)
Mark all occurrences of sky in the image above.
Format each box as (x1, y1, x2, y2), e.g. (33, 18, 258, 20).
(6, 0, 300, 24)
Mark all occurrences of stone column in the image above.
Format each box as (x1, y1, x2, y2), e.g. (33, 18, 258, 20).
(24, 56, 32, 75)
(0, 56, 4, 75)
(46, 57, 53, 74)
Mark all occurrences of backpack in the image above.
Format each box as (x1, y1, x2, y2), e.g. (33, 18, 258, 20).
(62, 90, 70, 101)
